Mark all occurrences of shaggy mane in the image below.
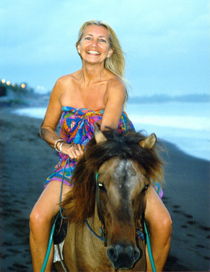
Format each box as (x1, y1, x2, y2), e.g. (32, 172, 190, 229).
(62, 129, 163, 223)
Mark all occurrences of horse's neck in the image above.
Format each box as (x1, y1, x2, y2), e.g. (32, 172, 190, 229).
(64, 208, 109, 271)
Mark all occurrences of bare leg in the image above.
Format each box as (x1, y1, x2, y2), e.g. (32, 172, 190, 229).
(29, 181, 71, 272)
(145, 187, 172, 272)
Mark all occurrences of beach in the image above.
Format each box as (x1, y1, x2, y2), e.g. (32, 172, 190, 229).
(0, 106, 209, 271)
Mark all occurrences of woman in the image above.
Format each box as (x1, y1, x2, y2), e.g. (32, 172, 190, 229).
(29, 20, 172, 272)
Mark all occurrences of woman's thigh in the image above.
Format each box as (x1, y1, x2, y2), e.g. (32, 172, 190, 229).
(31, 181, 72, 221)
(145, 186, 171, 226)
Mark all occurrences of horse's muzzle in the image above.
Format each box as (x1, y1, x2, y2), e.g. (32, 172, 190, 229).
(107, 243, 141, 269)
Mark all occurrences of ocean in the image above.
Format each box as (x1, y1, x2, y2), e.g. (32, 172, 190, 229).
(14, 101, 210, 161)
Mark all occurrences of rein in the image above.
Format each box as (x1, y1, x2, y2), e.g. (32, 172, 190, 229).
(85, 219, 106, 242)
(41, 163, 156, 272)
(84, 172, 107, 244)
(41, 158, 70, 272)
(59, 158, 70, 219)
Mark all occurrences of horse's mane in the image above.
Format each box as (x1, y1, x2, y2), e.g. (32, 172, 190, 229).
(62, 129, 163, 222)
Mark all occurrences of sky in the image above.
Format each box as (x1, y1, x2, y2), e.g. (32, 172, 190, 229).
(1, 0, 210, 96)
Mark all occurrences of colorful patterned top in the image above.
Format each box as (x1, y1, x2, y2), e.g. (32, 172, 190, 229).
(45, 106, 135, 186)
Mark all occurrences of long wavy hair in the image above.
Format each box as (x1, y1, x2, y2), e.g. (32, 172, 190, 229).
(76, 20, 125, 78)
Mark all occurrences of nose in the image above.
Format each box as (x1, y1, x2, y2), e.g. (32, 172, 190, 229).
(90, 39, 97, 47)
(107, 243, 141, 269)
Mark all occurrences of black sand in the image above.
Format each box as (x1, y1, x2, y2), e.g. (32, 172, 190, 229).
(0, 107, 209, 271)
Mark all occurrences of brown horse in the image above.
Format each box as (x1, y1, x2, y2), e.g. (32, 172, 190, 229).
(55, 127, 163, 272)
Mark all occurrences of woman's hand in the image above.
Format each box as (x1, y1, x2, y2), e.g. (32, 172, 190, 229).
(61, 143, 84, 160)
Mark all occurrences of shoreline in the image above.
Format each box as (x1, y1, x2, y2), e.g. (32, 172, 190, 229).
(0, 107, 210, 271)
(8, 102, 210, 162)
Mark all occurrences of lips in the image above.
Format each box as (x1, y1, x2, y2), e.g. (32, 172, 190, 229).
(87, 50, 100, 55)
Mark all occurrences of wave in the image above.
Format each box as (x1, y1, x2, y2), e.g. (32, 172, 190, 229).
(130, 115, 210, 131)
(14, 103, 210, 161)
(128, 94, 210, 103)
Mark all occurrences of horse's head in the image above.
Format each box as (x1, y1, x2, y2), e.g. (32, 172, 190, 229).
(95, 157, 147, 269)
(63, 127, 163, 270)
(91, 127, 163, 269)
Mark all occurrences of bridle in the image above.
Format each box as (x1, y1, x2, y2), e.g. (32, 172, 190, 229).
(41, 161, 156, 272)
(85, 172, 149, 244)
(86, 171, 156, 272)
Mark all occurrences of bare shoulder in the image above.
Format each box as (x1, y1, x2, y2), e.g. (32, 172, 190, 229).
(107, 76, 126, 97)
(55, 72, 78, 87)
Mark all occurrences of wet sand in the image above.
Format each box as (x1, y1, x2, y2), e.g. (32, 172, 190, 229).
(0, 107, 209, 271)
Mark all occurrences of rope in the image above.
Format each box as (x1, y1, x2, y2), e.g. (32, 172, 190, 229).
(85, 219, 106, 242)
(40, 158, 69, 271)
(41, 166, 156, 271)
(59, 158, 70, 220)
(40, 213, 59, 272)
(144, 221, 156, 272)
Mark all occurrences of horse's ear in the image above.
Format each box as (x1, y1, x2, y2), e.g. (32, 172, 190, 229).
(139, 133, 157, 149)
(94, 122, 107, 143)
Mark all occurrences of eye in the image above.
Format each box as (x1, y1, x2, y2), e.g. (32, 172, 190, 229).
(84, 36, 92, 40)
(143, 184, 149, 192)
(98, 38, 107, 43)
(97, 182, 106, 192)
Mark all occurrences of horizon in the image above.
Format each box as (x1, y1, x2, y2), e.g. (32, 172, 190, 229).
(1, 78, 210, 102)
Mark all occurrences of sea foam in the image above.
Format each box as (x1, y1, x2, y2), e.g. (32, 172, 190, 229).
(14, 101, 210, 161)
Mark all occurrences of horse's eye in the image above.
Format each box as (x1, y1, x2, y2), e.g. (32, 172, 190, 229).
(143, 184, 149, 192)
(98, 182, 106, 192)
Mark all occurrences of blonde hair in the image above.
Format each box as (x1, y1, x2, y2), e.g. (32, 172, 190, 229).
(76, 20, 125, 78)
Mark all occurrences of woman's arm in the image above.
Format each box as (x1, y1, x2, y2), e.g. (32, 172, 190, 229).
(40, 79, 84, 159)
(40, 80, 63, 147)
(101, 79, 126, 131)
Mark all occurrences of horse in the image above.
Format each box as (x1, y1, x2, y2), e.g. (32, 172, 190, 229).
(54, 127, 163, 272)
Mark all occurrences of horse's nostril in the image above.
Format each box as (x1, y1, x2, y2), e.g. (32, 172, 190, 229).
(107, 244, 141, 269)
(124, 245, 135, 258)
(107, 246, 118, 261)
(123, 245, 140, 261)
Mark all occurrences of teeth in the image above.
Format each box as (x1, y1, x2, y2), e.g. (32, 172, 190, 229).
(87, 50, 100, 55)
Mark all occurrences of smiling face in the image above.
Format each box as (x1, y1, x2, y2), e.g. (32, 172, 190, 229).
(77, 25, 113, 65)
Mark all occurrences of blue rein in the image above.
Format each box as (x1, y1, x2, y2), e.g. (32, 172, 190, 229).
(85, 219, 106, 242)
(41, 170, 156, 272)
